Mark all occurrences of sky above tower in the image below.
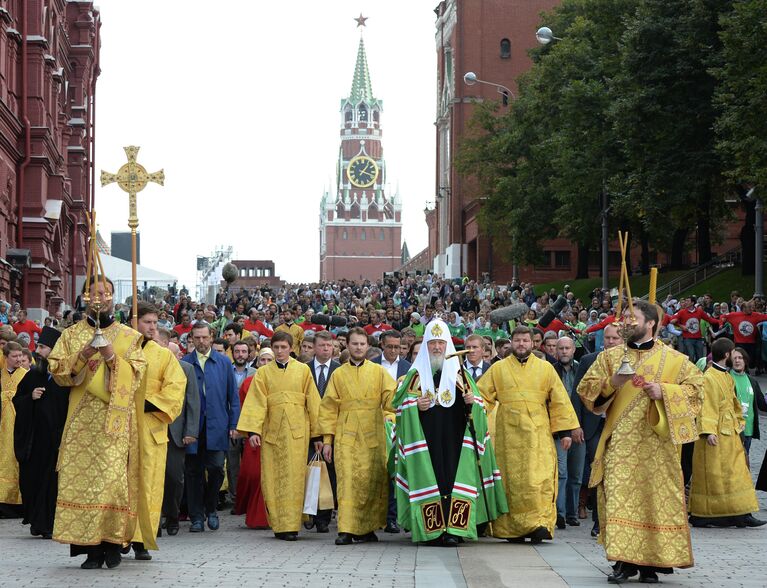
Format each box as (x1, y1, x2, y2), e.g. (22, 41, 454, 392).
(93, 1, 436, 288)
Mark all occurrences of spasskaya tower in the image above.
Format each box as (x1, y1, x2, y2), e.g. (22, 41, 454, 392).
(319, 16, 402, 281)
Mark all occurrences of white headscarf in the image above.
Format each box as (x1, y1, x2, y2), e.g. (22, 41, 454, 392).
(411, 319, 460, 408)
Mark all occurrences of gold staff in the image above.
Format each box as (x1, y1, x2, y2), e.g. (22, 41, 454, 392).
(101, 146, 164, 328)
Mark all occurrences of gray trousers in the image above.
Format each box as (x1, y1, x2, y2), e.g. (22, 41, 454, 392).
(227, 438, 243, 501)
(163, 442, 186, 520)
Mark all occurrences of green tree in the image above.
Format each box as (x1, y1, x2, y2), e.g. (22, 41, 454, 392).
(714, 0, 767, 275)
(610, 0, 732, 267)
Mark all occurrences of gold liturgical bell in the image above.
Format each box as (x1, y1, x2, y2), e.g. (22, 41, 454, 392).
(82, 211, 112, 349)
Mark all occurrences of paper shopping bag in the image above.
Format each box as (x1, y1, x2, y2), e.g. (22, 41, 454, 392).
(318, 460, 334, 511)
(302, 454, 321, 515)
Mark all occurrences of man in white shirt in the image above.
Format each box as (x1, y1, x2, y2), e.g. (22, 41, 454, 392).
(376, 331, 411, 381)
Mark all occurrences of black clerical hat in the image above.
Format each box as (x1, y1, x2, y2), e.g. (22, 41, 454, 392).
(38, 326, 62, 348)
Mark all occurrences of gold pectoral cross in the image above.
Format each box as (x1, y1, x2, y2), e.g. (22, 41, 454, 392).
(101, 146, 165, 327)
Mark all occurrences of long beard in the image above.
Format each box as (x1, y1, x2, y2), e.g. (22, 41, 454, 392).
(33, 354, 48, 374)
(429, 355, 444, 373)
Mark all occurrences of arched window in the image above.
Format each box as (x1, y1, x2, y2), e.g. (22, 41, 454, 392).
(342, 230, 348, 240)
(373, 110, 380, 123)
(380, 229, 385, 240)
(361, 229, 367, 241)
(357, 105, 368, 121)
(500, 38, 511, 59)
(344, 107, 352, 123)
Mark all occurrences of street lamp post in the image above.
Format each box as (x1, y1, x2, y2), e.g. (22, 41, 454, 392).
(747, 188, 764, 298)
(463, 72, 517, 281)
(536, 27, 563, 45)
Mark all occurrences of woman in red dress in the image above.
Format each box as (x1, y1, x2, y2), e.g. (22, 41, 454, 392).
(233, 349, 274, 528)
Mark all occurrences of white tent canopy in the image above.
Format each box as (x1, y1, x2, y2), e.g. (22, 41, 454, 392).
(77, 253, 177, 304)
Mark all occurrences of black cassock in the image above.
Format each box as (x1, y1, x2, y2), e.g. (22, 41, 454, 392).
(418, 370, 467, 517)
(12, 367, 69, 535)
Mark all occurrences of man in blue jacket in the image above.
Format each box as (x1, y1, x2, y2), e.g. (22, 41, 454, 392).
(182, 322, 240, 532)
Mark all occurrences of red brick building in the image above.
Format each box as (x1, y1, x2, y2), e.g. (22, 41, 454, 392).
(224, 259, 283, 289)
(319, 31, 402, 282)
(0, 0, 100, 317)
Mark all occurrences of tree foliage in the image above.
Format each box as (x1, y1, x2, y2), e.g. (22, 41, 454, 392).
(458, 0, 760, 274)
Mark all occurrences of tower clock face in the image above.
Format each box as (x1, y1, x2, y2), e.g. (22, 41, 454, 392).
(347, 156, 379, 188)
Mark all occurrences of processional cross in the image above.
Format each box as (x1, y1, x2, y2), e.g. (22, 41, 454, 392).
(100, 146, 164, 328)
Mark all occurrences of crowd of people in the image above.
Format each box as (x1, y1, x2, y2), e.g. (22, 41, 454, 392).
(0, 273, 765, 583)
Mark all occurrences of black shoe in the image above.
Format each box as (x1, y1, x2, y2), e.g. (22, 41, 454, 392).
(104, 546, 122, 569)
(689, 516, 714, 528)
(132, 543, 152, 561)
(354, 532, 379, 543)
(30, 527, 42, 537)
(591, 524, 599, 538)
(275, 532, 298, 541)
(41, 532, 52, 540)
(80, 553, 104, 570)
(566, 517, 581, 527)
(528, 527, 552, 545)
(443, 534, 460, 547)
(607, 563, 638, 584)
(120, 544, 131, 555)
(303, 516, 315, 530)
(743, 514, 767, 527)
(166, 518, 179, 536)
(639, 570, 659, 584)
(335, 532, 353, 545)
(316, 522, 329, 533)
(230, 508, 237, 515)
(384, 521, 400, 533)
(556, 515, 566, 530)
(506, 537, 526, 543)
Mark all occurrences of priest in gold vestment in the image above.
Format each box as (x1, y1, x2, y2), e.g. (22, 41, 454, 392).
(237, 330, 321, 540)
(689, 338, 764, 528)
(49, 278, 147, 569)
(129, 302, 186, 560)
(317, 327, 396, 545)
(578, 300, 703, 584)
(478, 325, 579, 544)
(0, 341, 28, 506)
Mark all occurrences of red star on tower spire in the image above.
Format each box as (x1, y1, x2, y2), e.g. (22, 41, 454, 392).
(354, 13, 368, 28)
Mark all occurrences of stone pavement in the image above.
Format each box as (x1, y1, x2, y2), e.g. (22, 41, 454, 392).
(1, 410, 765, 587)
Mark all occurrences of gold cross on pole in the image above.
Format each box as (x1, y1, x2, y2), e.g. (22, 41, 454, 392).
(100, 146, 164, 328)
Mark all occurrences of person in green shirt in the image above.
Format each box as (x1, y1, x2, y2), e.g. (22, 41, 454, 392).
(447, 312, 467, 340)
(730, 347, 767, 456)
(474, 322, 505, 342)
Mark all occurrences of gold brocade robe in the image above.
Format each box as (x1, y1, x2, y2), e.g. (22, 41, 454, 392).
(236, 358, 320, 533)
(0, 367, 29, 504)
(478, 354, 579, 539)
(131, 341, 186, 547)
(275, 323, 304, 355)
(577, 341, 703, 569)
(689, 366, 758, 517)
(317, 361, 396, 536)
(48, 320, 146, 547)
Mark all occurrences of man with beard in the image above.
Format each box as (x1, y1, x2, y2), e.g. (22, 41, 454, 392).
(394, 319, 507, 546)
(227, 340, 255, 508)
(12, 327, 67, 539)
(128, 302, 186, 560)
(578, 300, 703, 583)
(478, 326, 579, 544)
(48, 277, 147, 569)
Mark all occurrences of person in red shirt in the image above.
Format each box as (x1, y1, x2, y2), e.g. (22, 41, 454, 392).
(242, 308, 274, 338)
(721, 302, 767, 368)
(362, 310, 392, 336)
(670, 297, 719, 362)
(298, 309, 326, 333)
(173, 312, 193, 338)
(13, 310, 42, 351)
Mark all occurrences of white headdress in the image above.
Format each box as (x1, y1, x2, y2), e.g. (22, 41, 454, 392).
(411, 319, 459, 407)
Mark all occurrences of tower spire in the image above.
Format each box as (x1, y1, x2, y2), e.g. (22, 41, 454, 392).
(349, 33, 374, 103)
